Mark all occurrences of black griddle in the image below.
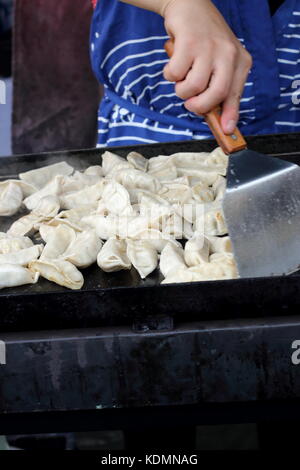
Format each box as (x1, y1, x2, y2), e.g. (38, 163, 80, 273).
(1, 133, 300, 437)
(0, 133, 300, 334)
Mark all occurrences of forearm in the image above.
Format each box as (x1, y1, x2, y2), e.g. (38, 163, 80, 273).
(119, 0, 169, 16)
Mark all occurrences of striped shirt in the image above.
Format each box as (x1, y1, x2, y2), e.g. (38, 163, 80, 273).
(90, 0, 300, 147)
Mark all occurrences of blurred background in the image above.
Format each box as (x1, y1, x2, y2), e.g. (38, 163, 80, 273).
(0, 0, 100, 158)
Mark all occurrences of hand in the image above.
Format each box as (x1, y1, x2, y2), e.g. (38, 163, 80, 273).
(161, 0, 252, 134)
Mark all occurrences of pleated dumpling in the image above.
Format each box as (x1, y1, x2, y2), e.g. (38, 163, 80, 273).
(188, 253, 238, 281)
(82, 215, 119, 239)
(97, 238, 131, 272)
(0, 182, 23, 216)
(7, 213, 41, 237)
(0, 264, 39, 289)
(161, 269, 194, 284)
(101, 181, 133, 216)
(113, 168, 162, 193)
(19, 161, 73, 189)
(0, 179, 36, 197)
(148, 162, 178, 181)
(207, 236, 232, 254)
(213, 175, 226, 201)
(126, 151, 148, 172)
(184, 235, 210, 267)
(192, 182, 214, 203)
(194, 201, 227, 236)
(59, 180, 105, 210)
(33, 195, 60, 218)
(61, 172, 101, 193)
(126, 239, 158, 279)
(63, 230, 103, 268)
(0, 234, 33, 254)
(52, 204, 97, 232)
(159, 243, 187, 278)
(159, 181, 192, 204)
(163, 213, 194, 239)
(29, 259, 84, 290)
(84, 165, 103, 177)
(0, 245, 43, 266)
(40, 225, 76, 260)
(171, 151, 210, 168)
(204, 146, 229, 169)
(101, 151, 133, 176)
(176, 167, 220, 185)
(131, 229, 181, 253)
(23, 175, 64, 211)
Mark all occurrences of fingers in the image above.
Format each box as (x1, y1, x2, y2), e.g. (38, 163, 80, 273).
(175, 57, 213, 100)
(221, 52, 252, 134)
(163, 39, 193, 82)
(184, 55, 236, 116)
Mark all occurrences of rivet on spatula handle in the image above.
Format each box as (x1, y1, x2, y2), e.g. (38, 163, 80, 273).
(164, 39, 247, 155)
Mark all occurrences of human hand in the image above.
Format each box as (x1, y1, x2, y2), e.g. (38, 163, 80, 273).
(161, 0, 252, 134)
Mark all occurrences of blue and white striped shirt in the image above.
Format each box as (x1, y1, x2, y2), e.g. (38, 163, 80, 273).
(90, 0, 300, 147)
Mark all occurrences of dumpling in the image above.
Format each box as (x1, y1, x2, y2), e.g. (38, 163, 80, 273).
(192, 182, 215, 203)
(177, 167, 221, 184)
(29, 259, 84, 290)
(148, 154, 174, 172)
(171, 151, 210, 168)
(0, 234, 33, 254)
(52, 204, 97, 231)
(0, 182, 23, 216)
(162, 213, 194, 239)
(0, 245, 43, 266)
(184, 235, 210, 266)
(159, 243, 187, 278)
(0, 179, 36, 197)
(101, 181, 133, 216)
(40, 225, 76, 260)
(63, 230, 103, 268)
(159, 182, 192, 204)
(112, 168, 162, 193)
(205, 147, 229, 169)
(0, 264, 39, 289)
(61, 172, 101, 193)
(188, 253, 238, 280)
(131, 228, 181, 253)
(32, 195, 60, 218)
(59, 180, 105, 210)
(97, 238, 131, 272)
(127, 151, 148, 172)
(84, 165, 103, 177)
(213, 175, 226, 201)
(126, 239, 158, 278)
(19, 161, 73, 189)
(23, 175, 64, 211)
(148, 163, 178, 181)
(101, 151, 132, 176)
(207, 236, 232, 254)
(161, 268, 194, 284)
(82, 214, 120, 239)
(194, 201, 228, 236)
(7, 213, 41, 237)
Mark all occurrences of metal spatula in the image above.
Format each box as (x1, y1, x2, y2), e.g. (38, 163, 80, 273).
(206, 109, 300, 278)
(165, 40, 300, 278)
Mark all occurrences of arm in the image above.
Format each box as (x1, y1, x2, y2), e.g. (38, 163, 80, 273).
(120, 0, 252, 134)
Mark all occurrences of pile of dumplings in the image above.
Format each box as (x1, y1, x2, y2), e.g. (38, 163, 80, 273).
(0, 147, 238, 290)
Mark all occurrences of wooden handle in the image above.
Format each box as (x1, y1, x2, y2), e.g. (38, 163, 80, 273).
(164, 39, 247, 155)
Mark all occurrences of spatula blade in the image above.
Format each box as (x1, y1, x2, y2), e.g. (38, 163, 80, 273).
(223, 149, 300, 278)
